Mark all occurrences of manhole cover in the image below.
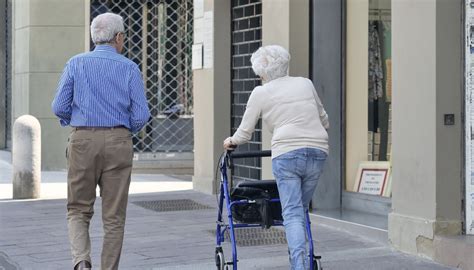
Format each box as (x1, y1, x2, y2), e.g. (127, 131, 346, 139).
(133, 199, 212, 212)
(0, 252, 20, 270)
(209, 227, 287, 247)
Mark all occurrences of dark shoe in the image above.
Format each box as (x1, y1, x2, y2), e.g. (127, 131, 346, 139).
(74, 260, 91, 270)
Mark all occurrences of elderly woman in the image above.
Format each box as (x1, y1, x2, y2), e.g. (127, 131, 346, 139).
(223, 45, 329, 270)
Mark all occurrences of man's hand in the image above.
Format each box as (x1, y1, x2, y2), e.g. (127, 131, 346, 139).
(223, 137, 237, 150)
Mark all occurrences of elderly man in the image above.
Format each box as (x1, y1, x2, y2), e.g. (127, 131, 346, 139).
(52, 13, 150, 270)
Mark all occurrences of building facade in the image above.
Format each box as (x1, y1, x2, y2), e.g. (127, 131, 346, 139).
(0, 0, 472, 268)
(192, 0, 471, 268)
(1, 0, 195, 173)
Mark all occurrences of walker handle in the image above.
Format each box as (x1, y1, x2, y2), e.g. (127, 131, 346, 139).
(223, 150, 271, 170)
(229, 150, 272, 159)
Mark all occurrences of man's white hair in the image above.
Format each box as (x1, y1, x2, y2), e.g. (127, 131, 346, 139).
(251, 45, 290, 82)
(90, 13, 124, 45)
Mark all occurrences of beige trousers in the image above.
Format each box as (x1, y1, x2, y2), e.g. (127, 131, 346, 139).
(66, 127, 133, 270)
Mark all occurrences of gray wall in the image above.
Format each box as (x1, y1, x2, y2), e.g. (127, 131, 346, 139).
(0, 0, 6, 149)
(435, 0, 463, 225)
(388, 0, 462, 258)
(311, 0, 342, 210)
(193, 0, 231, 194)
(12, 0, 87, 170)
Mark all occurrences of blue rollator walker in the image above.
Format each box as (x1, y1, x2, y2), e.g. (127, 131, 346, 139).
(215, 150, 322, 270)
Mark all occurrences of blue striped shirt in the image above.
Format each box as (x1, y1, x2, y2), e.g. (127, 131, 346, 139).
(52, 45, 151, 133)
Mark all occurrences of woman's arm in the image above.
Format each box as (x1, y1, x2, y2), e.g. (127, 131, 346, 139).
(226, 87, 263, 146)
(309, 81, 330, 130)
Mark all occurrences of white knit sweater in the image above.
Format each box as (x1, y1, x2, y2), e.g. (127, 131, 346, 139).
(231, 76, 329, 158)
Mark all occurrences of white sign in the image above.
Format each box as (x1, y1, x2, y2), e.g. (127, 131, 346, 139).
(203, 11, 213, 69)
(465, 0, 474, 234)
(194, 0, 204, 18)
(194, 18, 204, 44)
(357, 169, 388, 196)
(353, 161, 391, 197)
(192, 44, 203, 70)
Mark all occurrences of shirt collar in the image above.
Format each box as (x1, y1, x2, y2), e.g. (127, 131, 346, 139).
(94, 45, 118, 53)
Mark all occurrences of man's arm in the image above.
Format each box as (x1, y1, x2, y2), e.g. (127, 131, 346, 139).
(52, 63, 74, 126)
(129, 65, 151, 132)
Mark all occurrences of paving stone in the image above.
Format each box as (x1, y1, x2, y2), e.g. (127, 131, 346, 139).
(0, 252, 21, 270)
(0, 188, 457, 270)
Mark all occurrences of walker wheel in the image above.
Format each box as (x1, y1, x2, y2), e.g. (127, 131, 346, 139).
(313, 258, 322, 270)
(215, 247, 225, 270)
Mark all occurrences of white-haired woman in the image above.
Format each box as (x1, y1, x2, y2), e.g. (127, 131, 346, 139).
(223, 45, 329, 270)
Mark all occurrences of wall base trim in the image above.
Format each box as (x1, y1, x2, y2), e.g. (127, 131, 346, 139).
(388, 212, 462, 261)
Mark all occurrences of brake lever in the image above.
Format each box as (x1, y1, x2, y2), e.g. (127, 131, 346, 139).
(225, 146, 237, 170)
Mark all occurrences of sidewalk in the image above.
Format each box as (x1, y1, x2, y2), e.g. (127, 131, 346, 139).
(0, 151, 457, 270)
(0, 150, 192, 200)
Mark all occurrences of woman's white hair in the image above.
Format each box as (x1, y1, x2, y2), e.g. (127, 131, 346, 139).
(90, 13, 124, 45)
(251, 45, 290, 82)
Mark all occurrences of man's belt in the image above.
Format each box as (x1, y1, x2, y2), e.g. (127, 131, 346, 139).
(74, 126, 127, 131)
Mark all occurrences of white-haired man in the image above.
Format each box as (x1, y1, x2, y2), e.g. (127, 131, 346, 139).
(52, 13, 150, 270)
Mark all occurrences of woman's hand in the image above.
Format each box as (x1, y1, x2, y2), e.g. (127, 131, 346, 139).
(223, 137, 237, 150)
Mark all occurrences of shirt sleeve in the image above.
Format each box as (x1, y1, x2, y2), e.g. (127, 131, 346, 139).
(309, 80, 330, 130)
(129, 65, 151, 133)
(51, 62, 74, 127)
(231, 87, 262, 145)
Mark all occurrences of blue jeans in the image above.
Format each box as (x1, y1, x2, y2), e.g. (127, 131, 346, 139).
(272, 148, 327, 270)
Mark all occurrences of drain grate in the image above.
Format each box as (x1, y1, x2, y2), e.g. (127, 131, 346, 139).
(210, 227, 287, 247)
(133, 199, 212, 212)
